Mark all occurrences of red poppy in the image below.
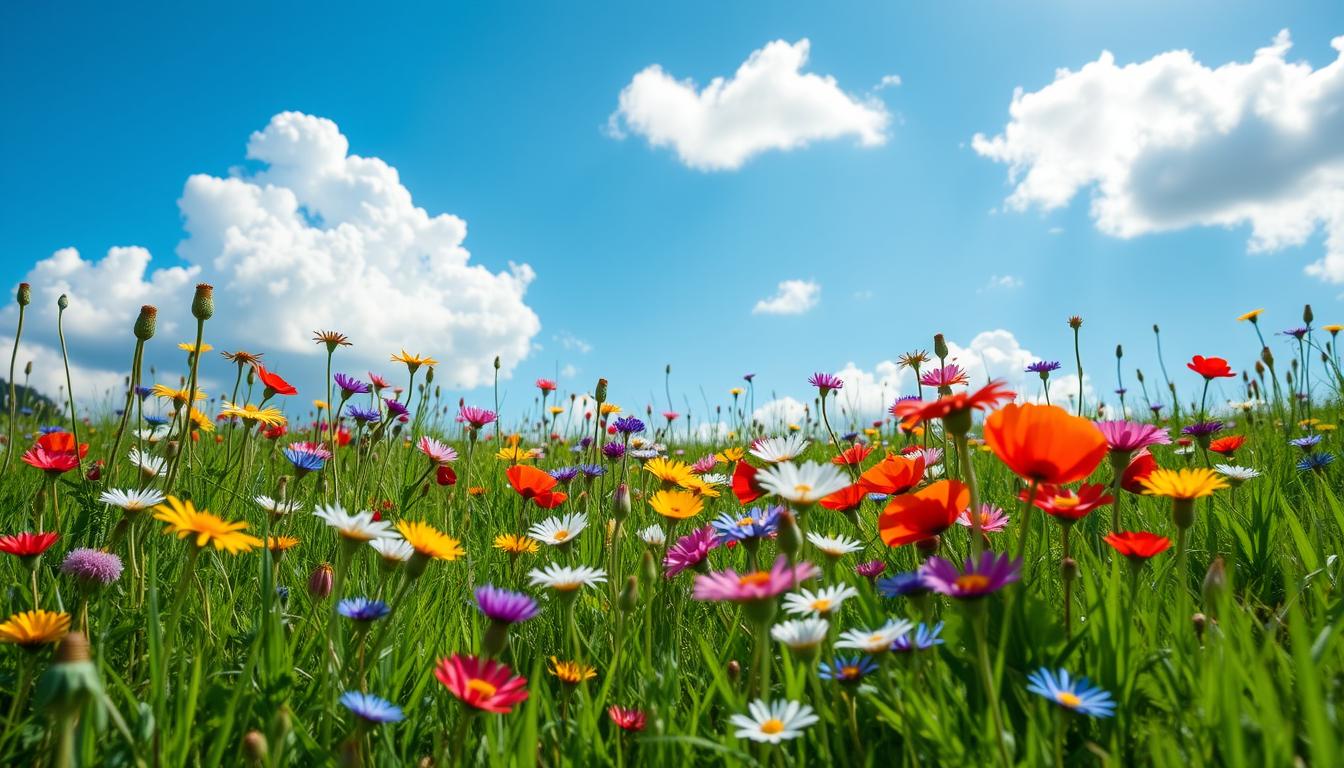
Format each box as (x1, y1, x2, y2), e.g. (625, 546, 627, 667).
(819, 483, 866, 513)
(1104, 530, 1171, 561)
(1187, 355, 1234, 380)
(263, 424, 288, 440)
(435, 465, 458, 486)
(1026, 483, 1113, 522)
(20, 431, 86, 474)
(1208, 435, 1247, 457)
(732, 460, 767, 505)
(506, 465, 567, 508)
(984, 403, 1107, 485)
(1120, 449, 1157, 494)
(831, 443, 873, 467)
(0, 531, 59, 558)
(890, 380, 1015, 428)
(37, 432, 88, 458)
(253, 363, 298, 396)
(857, 454, 925, 496)
(877, 479, 970, 547)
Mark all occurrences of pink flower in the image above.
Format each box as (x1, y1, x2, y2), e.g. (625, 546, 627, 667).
(956, 503, 1009, 533)
(664, 526, 718, 578)
(692, 556, 818, 603)
(1094, 420, 1171, 454)
(417, 436, 458, 465)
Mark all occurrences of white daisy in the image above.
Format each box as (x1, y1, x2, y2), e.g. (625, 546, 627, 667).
(99, 487, 165, 512)
(313, 504, 396, 542)
(135, 425, 171, 444)
(750, 434, 811, 464)
(637, 525, 666, 547)
(1173, 446, 1195, 456)
(527, 564, 607, 592)
(806, 532, 864, 558)
(1215, 464, 1261, 484)
(369, 537, 414, 563)
(924, 464, 945, 480)
(255, 495, 303, 516)
(128, 448, 167, 478)
(770, 617, 829, 650)
(756, 461, 849, 506)
(835, 619, 914, 653)
(527, 512, 589, 546)
(699, 472, 729, 486)
(729, 699, 819, 744)
(782, 584, 859, 618)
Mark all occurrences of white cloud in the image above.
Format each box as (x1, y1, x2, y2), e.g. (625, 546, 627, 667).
(945, 330, 1097, 408)
(752, 279, 820, 316)
(973, 31, 1344, 282)
(876, 74, 902, 90)
(752, 396, 808, 428)
(830, 360, 909, 421)
(611, 39, 889, 171)
(5, 112, 541, 402)
(978, 274, 1024, 293)
(559, 363, 578, 379)
(554, 331, 592, 354)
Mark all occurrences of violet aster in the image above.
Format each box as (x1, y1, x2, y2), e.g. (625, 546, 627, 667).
(340, 691, 404, 724)
(1025, 360, 1061, 376)
(808, 372, 844, 395)
(577, 464, 605, 478)
(602, 441, 626, 460)
(475, 585, 540, 625)
(1280, 327, 1310, 340)
(612, 416, 645, 435)
(918, 552, 1021, 599)
(890, 622, 944, 653)
(334, 373, 371, 396)
(60, 548, 124, 587)
(1181, 421, 1224, 439)
(384, 398, 410, 419)
(876, 571, 928, 598)
(346, 405, 381, 423)
(549, 466, 582, 484)
(663, 526, 719, 578)
(854, 560, 887, 580)
(1095, 420, 1171, 453)
(1290, 435, 1323, 451)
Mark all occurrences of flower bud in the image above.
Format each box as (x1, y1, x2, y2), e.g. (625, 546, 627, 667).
(932, 333, 948, 360)
(1135, 368, 1144, 383)
(242, 730, 269, 766)
(425, 365, 434, 384)
(1115, 344, 1123, 359)
(726, 660, 741, 684)
(777, 510, 803, 559)
(57, 293, 69, 311)
(640, 549, 657, 585)
(1202, 556, 1226, 613)
(1261, 346, 1275, 367)
(16, 282, 30, 306)
(619, 575, 639, 612)
(1060, 557, 1079, 581)
(307, 563, 334, 600)
(134, 305, 158, 341)
(24, 361, 31, 376)
(595, 378, 608, 404)
(493, 355, 501, 370)
(915, 535, 941, 556)
(192, 283, 215, 320)
(1068, 315, 1083, 330)
(1304, 304, 1314, 325)
(35, 631, 102, 719)
(612, 483, 631, 520)
(1192, 612, 1207, 641)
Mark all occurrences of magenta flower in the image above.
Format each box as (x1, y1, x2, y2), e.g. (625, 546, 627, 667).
(918, 552, 1021, 599)
(919, 365, 969, 389)
(808, 372, 844, 395)
(663, 526, 719, 578)
(854, 560, 887, 580)
(460, 405, 498, 430)
(61, 548, 124, 587)
(957, 503, 1009, 533)
(475, 585, 540, 625)
(1094, 421, 1171, 453)
(692, 555, 818, 603)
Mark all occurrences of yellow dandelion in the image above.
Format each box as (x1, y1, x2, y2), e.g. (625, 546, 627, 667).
(1323, 324, 1343, 334)
(716, 447, 745, 464)
(153, 496, 262, 554)
(1236, 309, 1264, 323)
(314, 400, 328, 411)
(267, 536, 300, 554)
(220, 401, 287, 427)
(648, 489, 704, 520)
(678, 475, 721, 498)
(730, 388, 743, 397)
(178, 341, 214, 354)
(548, 657, 596, 685)
(495, 445, 539, 462)
(548, 406, 565, 416)
(644, 456, 693, 487)
(787, 423, 801, 432)
(599, 403, 621, 416)
(0, 610, 70, 646)
(1316, 423, 1337, 432)
(396, 520, 464, 561)
(1140, 468, 1229, 500)
(187, 407, 215, 433)
(468, 486, 488, 497)
(494, 533, 539, 555)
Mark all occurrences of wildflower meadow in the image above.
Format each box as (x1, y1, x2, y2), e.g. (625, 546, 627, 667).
(1, 284, 1343, 767)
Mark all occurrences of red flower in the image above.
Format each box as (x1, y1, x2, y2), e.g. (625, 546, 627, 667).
(1187, 355, 1234, 380)
(608, 705, 647, 731)
(434, 654, 529, 714)
(253, 363, 298, 396)
(831, 443, 873, 467)
(984, 403, 1107, 485)
(857, 454, 925, 496)
(819, 483, 866, 513)
(506, 465, 567, 508)
(1121, 450, 1157, 494)
(877, 479, 969, 547)
(1104, 531, 1171, 562)
(535, 378, 557, 393)
(0, 531, 59, 559)
(731, 460, 767, 505)
(890, 380, 1015, 427)
(37, 432, 88, 458)
(436, 465, 458, 487)
(1026, 483, 1113, 522)
(1208, 435, 1247, 457)
(263, 424, 288, 440)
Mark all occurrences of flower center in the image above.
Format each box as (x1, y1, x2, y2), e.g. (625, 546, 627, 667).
(1053, 496, 1080, 509)
(811, 598, 833, 612)
(793, 484, 812, 495)
(840, 665, 860, 680)
(553, 530, 569, 541)
(738, 571, 772, 587)
(737, 517, 756, 527)
(954, 574, 991, 592)
(760, 718, 785, 735)
(466, 679, 498, 698)
(1056, 691, 1082, 708)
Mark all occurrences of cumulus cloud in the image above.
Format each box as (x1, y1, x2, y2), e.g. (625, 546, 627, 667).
(973, 31, 1344, 282)
(752, 396, 808, 428)
(610, 39, 889, 171)
(752, 279, 820, 316)
(830, 360, 909, 422)
(945, 330, 1097, 409)
(5, 112, 541, 403)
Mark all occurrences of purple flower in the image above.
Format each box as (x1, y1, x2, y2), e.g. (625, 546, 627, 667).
(346, 405, 380, 423)
(384, 398, 410, 419)
(337, 597, 390, 622)
(1280, 327, 1310, 340)
(1025, 360, 1061, 375)
(578, 463, 605, 478)
(808, 372, 844, 394)
(549, 467, 582, 484)
(743, 373, 756, 382)
(919, 552, 1021, 599)
(663, 526, 719, 578)
(602, 441, 626, 460)
(60, 548, 123, 586)
(876, 571, 927, 598)
(890, 622, 943, 653)
(612, 416, 645, 435)
(284, 447, 326, 473)
(334, 373, 371, 396)
(1181, 421, 1224, 438)
(1094, 420, 1171, 453)
(854, 560, 886, 580)
(474, 585, 539, 625)
(711, 506, 781, 543)
(1290, 435, 1323, 451)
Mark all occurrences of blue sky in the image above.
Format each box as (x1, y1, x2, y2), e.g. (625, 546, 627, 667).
(3, 2, 1342, 429)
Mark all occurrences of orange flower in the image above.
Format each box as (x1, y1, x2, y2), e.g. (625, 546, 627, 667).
(252, 363, 297, 396)
(819, 483, 866, 513)
(877, 479, 969, 546)
(831, 444, 873, 467)
(856, 454, 925, 496)
(1026, 483, 1113, 522)
(984, 403, 1106, 485)
(506, 465, 567, 508)
(890, 380, 1015, 428)
(1208, 435, 1247, 457)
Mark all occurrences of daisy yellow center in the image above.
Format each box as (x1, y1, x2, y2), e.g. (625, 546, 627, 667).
(1056, 691, 1081, 708)
(793, 484, 812, 495)
(737, 517, 756, 527)
(467, 679, 498, 698)
(760, 718, 785, 735)
(811, 598, 833, 612)
(738, 571, 772, 587)
(955, 574, 991, 592)
(553, 530, 569, 541)
(868, 633, 885, 644)
(553, 582, 581, 592)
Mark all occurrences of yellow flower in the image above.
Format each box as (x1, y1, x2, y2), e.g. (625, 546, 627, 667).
(187, 407, 215, 433)
(0, 610, 70, 646)
(391, 350, 437, 371)
(1236, 309, 1264, 322)
(716, 447, 745, 464)
(153, 496, 262, 554)
(678, 475, 721, 498)
(178, 341, 214, 353)
(397, 520, 464, 561)
(599, 403, 621, 416)
(548, 406, 565, 415)
(495, 445, 539, 462)
(267, 536, 300, 553)
(220, 401, 287, 427)
(152, 383, 206, 406)
(1323, 324, 1343, 334)
(787, 423, 801, 432)
(644, 456, 693, 487)
(1300, 418, 1321, 427)
(729, 388, 744, 397)
(648, 489, 704, 520)
(314, 400, 328, 411)
(494, 533, 539, 555)
(548, 657, 596, 685)
(1140, 468, 1228, 500)
(1316, 423, 1337, 432)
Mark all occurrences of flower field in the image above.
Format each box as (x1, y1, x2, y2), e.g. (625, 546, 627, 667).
(2, 286, 1343, 766)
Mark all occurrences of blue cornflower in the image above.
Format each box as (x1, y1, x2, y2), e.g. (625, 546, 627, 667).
(38, 425, 63, 435)
(134, 385, 154, 400)
(334, 372, 371, 396)
(1298, 452, 1335, 473)
(145, 415, 168, 426)
(819, 656, 879, 684)
(1025, 360, 1061, 375)
(711, 506, 781, 543)
(340, 691, 404, 723)
(284, 447, 326, 473)
(1026, 668, 1116, 718)
(1280, 327, 1310, 340)
(840, 431, 859, 443)
(275, 586, 290, 605)
(578, 463, 605, 478)
(612, 416, 646, 435)
(866, 492, 890, 503)
(1290, 435, 1322, 451)
(569, 444, 585, 454)
(346, 405, 381, 423)
(890, 622, 943, 653)
(549, 466, 582, 484)
(337, 597, 391, 622)
(876, 571, 928, 598)
(1150, 404, 1165, 415)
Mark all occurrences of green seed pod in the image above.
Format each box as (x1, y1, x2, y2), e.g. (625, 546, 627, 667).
(612, 483, 631, 520)
(35, 632, 103, 718)
(640, 549, 657, 586)
(493, 355, 501, 370)
(595, 378, 608, 404)
(134, 305, 157, 341)
(1304, 304, 1314, 325)
(191, 283, 214, 320)
(932, 333, 948, 360)
(1115, 344, 1123, 359)
(57, 293, 69, 311)
(777, 510, 803, 559)
(619, 575, 639, 612)
(16, 282, 30, 306)
(425, 365, 434, 385)
(24, 360, 31, 376)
